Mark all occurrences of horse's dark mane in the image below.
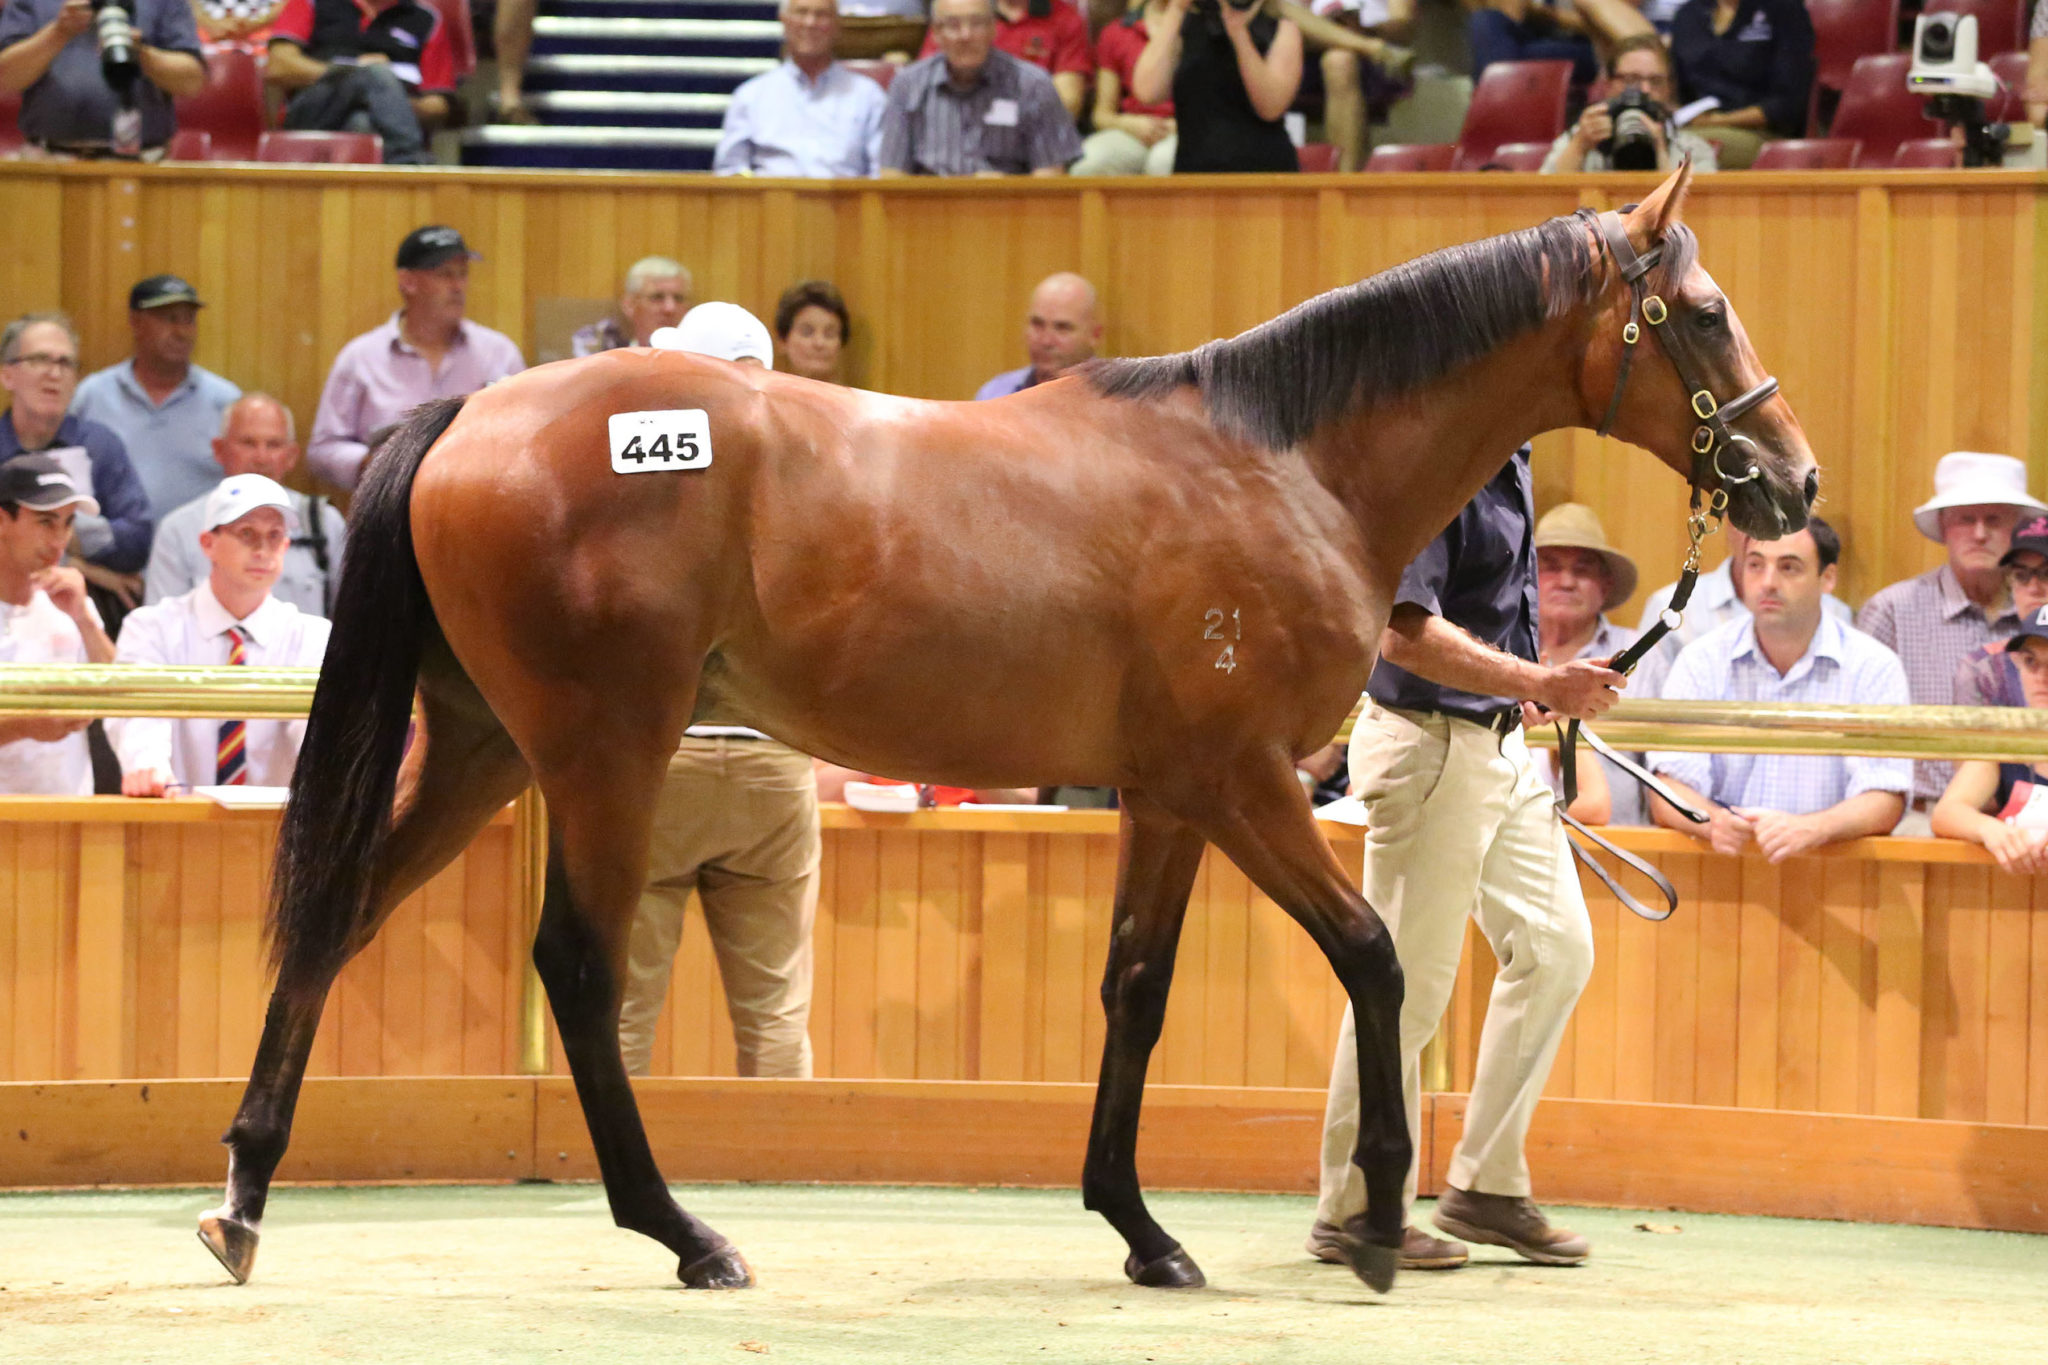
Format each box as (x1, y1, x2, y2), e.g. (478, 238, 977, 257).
(1086, 214, 1699, 451)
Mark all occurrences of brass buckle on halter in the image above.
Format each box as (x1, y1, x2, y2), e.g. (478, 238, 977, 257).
(1622, 321, 1640, 345)
(1642, 295, 1668, 326)
(1691, 426, 1715, 455)
(1691, 390, 1718, 419)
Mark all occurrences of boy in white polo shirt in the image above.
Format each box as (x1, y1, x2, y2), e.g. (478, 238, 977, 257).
(109, 474, 331, 796)
(0, 455, 116, 793)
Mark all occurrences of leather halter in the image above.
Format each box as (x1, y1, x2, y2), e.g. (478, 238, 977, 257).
(1547, 209, 1785, 923)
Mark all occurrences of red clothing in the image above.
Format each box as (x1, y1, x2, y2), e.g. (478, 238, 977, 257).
(1096, 13, 1172, 117)
(920, 1, 1095, 80)
(272, 0, 457, 94)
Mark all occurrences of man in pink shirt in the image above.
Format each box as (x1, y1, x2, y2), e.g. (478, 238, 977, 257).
(306, 226, 524, 491)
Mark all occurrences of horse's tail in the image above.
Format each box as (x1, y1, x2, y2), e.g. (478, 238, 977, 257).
(267, 396, 465, 984)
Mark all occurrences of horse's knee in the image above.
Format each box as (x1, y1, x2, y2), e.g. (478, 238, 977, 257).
(1328, 907, 1401, 998)
(1101, 956, 1173, 1040)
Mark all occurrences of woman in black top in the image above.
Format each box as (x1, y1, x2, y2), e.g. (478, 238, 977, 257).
(1667, 0, 1814, 169)
(1132, 0, 1303, 173)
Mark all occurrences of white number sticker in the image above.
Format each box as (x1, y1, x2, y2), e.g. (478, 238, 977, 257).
(610, 409, 713, 474)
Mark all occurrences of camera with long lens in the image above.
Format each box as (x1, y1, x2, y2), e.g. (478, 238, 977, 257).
(94, 0, 139, 95)
(1906, 12, 2008, 167)
(1599, 87, 1667, 171)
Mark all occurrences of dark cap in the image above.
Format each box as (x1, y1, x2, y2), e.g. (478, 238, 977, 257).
(2002, 515, 2048, 568)
(395, 226, 481, 271)
(0, 455, 101, 516)
(129, 274, 203, 311)
(2008, 605, 2048, 652)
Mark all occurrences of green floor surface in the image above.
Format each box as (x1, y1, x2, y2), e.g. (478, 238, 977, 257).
(0, 1183, 2040, 1364)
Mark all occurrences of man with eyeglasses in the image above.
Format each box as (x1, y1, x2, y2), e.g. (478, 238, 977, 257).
(107, 473, 331, 797)
(877, 0, 1082, 176)
(1542, 33, 1718, 173)
(0, 313, 154, 619)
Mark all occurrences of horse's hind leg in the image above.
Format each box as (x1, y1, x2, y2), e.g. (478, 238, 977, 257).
(201, 669, 530, 1283)
(1080, 797, 1209, 1288)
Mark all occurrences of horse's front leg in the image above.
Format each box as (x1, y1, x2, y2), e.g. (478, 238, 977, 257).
(1080, 798, 1209, 1288)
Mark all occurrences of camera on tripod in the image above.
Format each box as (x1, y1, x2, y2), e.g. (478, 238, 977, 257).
(94, 0, 139, 95)
(1906, 12, 2007, 167)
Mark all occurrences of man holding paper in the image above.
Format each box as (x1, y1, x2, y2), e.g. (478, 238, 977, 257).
(109, 474, 330, 797)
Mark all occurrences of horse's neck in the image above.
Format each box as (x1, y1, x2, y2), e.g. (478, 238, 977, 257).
(1308, 322, 1590, 584)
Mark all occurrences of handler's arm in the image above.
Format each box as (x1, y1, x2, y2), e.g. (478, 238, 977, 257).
(1380, 603, 1623, 720)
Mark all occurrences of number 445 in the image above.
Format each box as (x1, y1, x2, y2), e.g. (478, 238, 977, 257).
(618, 432, 702, 462)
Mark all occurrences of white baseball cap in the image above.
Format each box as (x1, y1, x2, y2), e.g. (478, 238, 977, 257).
(203, 474, 301, 536)
(651, 302, 775, 369)
(1911, 452, 2048, 542)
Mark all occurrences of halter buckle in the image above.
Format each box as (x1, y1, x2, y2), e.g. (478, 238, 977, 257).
(1642, 295, 1668, 326)
(1691, 390, 1718, 419)
(1691, 426, 1715, 455)
(1622, 321, 1640, 345)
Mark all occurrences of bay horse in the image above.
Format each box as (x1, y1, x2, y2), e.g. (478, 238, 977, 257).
(200, 164, 1815, 1296)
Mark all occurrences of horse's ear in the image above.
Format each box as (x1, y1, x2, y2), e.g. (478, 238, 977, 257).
(1627, 157, 1694, 246)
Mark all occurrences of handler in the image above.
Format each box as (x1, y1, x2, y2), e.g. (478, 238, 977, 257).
(1309, 446, 1620, 1271)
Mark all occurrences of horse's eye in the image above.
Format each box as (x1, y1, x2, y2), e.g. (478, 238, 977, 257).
(1694, 308, 1725, 333)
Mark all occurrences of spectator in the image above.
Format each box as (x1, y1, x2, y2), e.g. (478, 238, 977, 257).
(773, 280, 852, 383)
(1285, 0, 1414, 173)
(1954, 515, 2048, 710)
(1859, 452, 2045, 832)
(975, 271, 1101, 398)
(192, 0, 288, 50)
(1073, 0, 1178, 176)
(308, 226, 524, 492)
(1667, 0, 1815, 170)
(1932, 605, 2048, 872)
(0, 455, 114, 794)
(0, 0, 205, 157)
(144, 394, 344, 618)
(618, 303, 820, 1079)
(265, 0, 457, 165)
(0, 314, 153, 616)
(1632, 523, 1851, 700)
(492, 0, 538, 123)
(2030, 0, 2046, 129)
(878, 0, 1083, 176)
(1466, 0, 1595, 85)
(1533, 503, 1644, 825)
(1543, 33, 1719, 172)
(109, 474, 331, 795)
(1650, 518, 1910, 861)
(1132, 0, 1303, 174)
(715, 0, 889, 178)
(71, 275, 241, 523)
(917, 0, 1094, 120)
(571, 257, 694, 358)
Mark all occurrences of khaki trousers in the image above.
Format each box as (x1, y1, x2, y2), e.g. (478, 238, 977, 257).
(1316, 704, 1593, 1226)
(617, 737, 820, 1078)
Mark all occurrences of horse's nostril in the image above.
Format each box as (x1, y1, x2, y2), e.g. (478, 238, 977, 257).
(1803, 468, 1819, 507)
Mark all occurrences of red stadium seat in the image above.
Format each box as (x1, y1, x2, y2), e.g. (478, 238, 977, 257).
(165, 129, 215, 160)
(1988, 51, 2029, 122)
(1453, 60, 1572, 171)
(173, 48, 267, 160)
(421, 0, 478, 81)
(1751, 137, 1863, 168)
(844, 59, 897, 92)
(0, 89, 20, 157)
(1892, 137, 1964, 167)
(1363, 142, 1455, 172)
(1830, 54, 1942, 164)
(1923, 0, 2028, 58)
(1483, 141, 1553, 170)
(256, 130, 385, 163)
(1808, 0, 1899, 97)
(1296, 142, 1340, 173)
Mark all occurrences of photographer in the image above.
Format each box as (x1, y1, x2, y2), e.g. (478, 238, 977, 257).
(1543, 34, 1718, 172)
(1132, 0, 1303, 173)
(0, 0, 205, 159)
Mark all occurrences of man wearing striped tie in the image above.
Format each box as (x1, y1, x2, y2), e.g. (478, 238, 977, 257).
(108, 474, 331, 797)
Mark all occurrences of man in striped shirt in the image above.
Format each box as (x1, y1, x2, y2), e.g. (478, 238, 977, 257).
(878, 0, 1082, 176)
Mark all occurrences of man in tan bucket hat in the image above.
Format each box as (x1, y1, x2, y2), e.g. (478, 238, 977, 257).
(1533, 503, 1645, 825)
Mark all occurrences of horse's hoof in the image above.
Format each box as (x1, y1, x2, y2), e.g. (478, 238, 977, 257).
(1331, 1223, 1400, 1295)
(1123, 1245, 1206, 1289)
(197, 1213, 259, 1285)
(678, 1243, 754, 1290)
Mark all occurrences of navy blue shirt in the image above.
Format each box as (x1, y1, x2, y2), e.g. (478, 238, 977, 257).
(1668, 0, 1815, 138)
(0, 0, 203, 148)
(0, 413, 154, 572)
(1366, 447, 1539, 725)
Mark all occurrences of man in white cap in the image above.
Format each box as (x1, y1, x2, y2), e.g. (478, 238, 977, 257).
(0, 455, 115, 794)
(108, 474, 332, 797)
(619, 302, 821, 1080)
(1858, 452, 2048, 833)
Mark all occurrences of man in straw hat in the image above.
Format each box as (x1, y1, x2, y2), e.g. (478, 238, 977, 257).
(1858, 452, 2048, 834)
(1533, 502, 1644, 825)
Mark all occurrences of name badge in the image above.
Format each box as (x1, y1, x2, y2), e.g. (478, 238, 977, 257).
(609, 409, 714, 474)
(985, 98, 1020, 128)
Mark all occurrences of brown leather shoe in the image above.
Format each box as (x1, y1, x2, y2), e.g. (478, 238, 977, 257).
(1430, 1186, 1590, 1266)
(1306, 1220, 1468, 1270)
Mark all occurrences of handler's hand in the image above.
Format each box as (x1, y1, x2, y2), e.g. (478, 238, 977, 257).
(1532, 657, 1623, 721)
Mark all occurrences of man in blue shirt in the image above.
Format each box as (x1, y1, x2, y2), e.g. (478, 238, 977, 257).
(1311, 447, 1618, 1274)
(974, 272, 1100, 400)
(0, 0, 204, 155)
(715, 0, 888, 178)
(72, 275, 242, 522)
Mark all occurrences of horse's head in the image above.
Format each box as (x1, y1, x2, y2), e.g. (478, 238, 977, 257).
(1580, 162, 1818, 542)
